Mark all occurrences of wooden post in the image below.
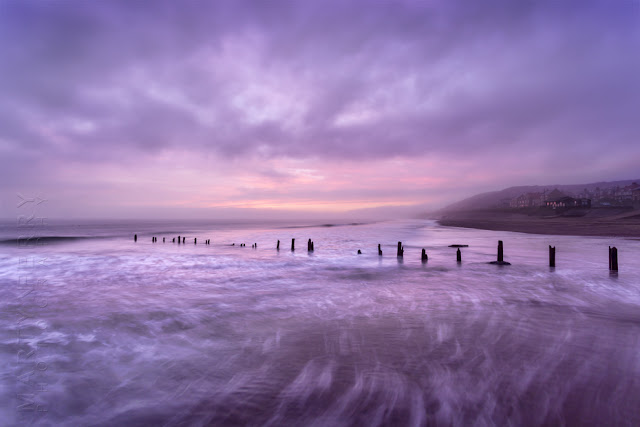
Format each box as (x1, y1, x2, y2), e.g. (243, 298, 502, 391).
(610, 246, 618, 271)
(311, 241, 314, 251)
(549, 245, 555, 267)
(397, 242, 403, 257)
(291, 238, 295, 251)
(308, 239, 312, 251)
(421, 248, 427, 262)
(163, 237, 165, 243)
(489, 240, 510, 265)
(456, 248, 461, 263)
(357, 250, 362, 254)
(172, 238, 175, 243)
(183, 237, 185, 244)
(277, 240, 280, 250)
(194, 238, 197, 244)
(378, 244, 382, 256)
(134, 234, 137, 242)
(254, 243, 257, 249)
(178, 235, 181, 244)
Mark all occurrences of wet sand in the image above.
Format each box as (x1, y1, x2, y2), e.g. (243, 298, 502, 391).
(437, 209, 640, 238)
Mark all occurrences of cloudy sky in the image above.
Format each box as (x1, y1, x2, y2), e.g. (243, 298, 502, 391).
(1, 0, 638, 219)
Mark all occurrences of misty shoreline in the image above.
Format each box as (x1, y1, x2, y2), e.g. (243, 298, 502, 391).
(436, 209, 640, 238)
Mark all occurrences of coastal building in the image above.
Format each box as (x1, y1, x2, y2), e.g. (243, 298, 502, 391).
(509, 192, 545, 208)
(614, 182, 639, 204)
(545, 196, 590, 209)
(544, 189, 591, 209)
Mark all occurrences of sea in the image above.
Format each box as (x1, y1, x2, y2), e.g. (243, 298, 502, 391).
(1, 219, 639, 426)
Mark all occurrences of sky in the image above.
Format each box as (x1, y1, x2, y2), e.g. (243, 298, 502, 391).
(1, 0, 639, 220)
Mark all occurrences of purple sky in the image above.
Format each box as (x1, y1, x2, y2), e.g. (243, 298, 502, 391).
(1, 0, 639, 219)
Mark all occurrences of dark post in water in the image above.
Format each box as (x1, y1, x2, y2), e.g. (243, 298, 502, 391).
(378, 244, 382, 256)
(609, 246, 618, 271)
(397, 242, 404, 257)
(291, 238, 295, 251)
(549, 245, 556, 267)
(134, 234, 137, 242)
(421, 248, 428, 262)
(457, 248, 462, 263)
(277, 240, 280, 250)
(489, 240, 511, 265)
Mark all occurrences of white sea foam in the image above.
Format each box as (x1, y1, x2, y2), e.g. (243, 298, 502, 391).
(0, 219, 639, 425)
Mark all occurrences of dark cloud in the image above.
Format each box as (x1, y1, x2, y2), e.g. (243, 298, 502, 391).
(0, 0, 638, 202)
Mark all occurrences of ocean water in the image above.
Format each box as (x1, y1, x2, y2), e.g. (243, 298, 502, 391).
(1, 219, 639, 426)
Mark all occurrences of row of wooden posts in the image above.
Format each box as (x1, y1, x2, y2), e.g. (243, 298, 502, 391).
(134, 234, 620, 272)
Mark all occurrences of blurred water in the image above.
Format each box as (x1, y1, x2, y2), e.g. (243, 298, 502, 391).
(1, 219, 639, 426)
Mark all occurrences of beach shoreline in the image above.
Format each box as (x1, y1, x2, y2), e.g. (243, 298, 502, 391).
(436, 209, 640, 238)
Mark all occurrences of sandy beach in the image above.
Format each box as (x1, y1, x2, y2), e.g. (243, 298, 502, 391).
(437, 209, 640, 238)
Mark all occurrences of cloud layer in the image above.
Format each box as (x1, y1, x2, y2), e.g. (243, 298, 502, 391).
(1, 0, 638, 218)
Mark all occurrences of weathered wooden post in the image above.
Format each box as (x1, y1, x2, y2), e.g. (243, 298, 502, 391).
(456, 248, 461, 263)
(397, 242, 404, 257)
(421, 248, 428, 262)
(277, 240, 280, 250)
(489, 240, 511, 265)
(172, 237, 175, 243)
(549, 245, 555, 267)
(378, 244, 382, 256)
(254, 243, 257, 249)
(134, 234, 137, 242)
(178, 235, 181, 244)
(610, 246, 618, 271)
(183, 237, 185, 244)
(311, 241, 314, 251)
(357, 249, 362, 254)
(194, 238, 197, 244)
(163, 237, 165, 243)
(291, 238, 295, 251)
(308, 239, 312, 251)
